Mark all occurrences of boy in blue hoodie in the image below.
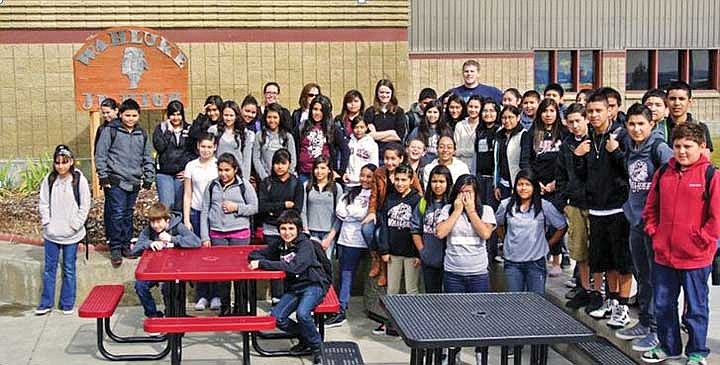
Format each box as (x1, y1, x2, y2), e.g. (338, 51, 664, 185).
(131, 203, 201, 318)
(615, 104, 674, 350)
(95, 98, 155, 267)
(249, 210, 330, 365)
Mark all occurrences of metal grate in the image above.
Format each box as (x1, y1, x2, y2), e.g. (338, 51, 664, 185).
(576, 338, 638, 365)
(322, 341, 365, 365)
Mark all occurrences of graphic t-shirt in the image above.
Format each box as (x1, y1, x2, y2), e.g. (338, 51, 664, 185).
(298, 123, 329, 174)
(385, 190, 421, 257)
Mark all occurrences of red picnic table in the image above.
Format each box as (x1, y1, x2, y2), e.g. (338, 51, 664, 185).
(134, 245, 285, 365)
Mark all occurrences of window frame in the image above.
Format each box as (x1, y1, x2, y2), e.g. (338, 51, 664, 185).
(533, 50, 601, 92)
(625, 49, 720, 91)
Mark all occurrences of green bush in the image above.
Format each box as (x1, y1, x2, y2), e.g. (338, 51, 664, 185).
(17, 154, 52, 195)
(0, 162, 15, 196)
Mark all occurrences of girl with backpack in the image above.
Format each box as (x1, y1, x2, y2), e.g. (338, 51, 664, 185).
(36, 145, 91, 315)
(200, 153, 258, 314)
(301, 156, 343, 261)
(495, 169, 567, 294)
(253, 103, 297, 181)
(209, 100, 255, 180)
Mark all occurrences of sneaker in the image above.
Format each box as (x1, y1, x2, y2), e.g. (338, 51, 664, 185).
(564, 278, 577, 288)
(641, 347, 681, 363)
(565, 286, 582, 300)
(686, 354, 707, 365)
(607, 303, 630, 328)
(561, 254, 571, 268)
(194, 297, 208, 311)
(616, 323, 651, 340)
(632, 332, 660, 352)
(289, 342, 310, 355)
(385, 327, 399, 337)
(494, 255, 505, 263)
(271, 297, 281, 305)
(372, 324, 386, 336)
(589, 298, 615, 319)
(584, 291, 603, 315)
(209, 297, 221, 311)
(312, 349, 323, 365)
(548, 265, 563, 277)
(35, 307, 51, 315)
(566, 289, 591, 309)
(61, 308, 74, 315)
(325, 312, 346, 328)
(110, 249, 123, 268)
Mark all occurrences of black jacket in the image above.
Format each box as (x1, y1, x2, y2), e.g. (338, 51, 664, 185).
(573, 124, 628, 210)
(152, 121, 197, 175)
(556, 135, 588, 208)
(257, 174, 305, 226)
(474, 122, 498, 176)
(249, 234, 330, 292)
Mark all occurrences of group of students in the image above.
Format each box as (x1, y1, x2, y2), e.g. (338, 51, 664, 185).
(34, 59, 717, 365)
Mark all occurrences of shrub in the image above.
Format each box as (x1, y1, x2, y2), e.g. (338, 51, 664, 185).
(17, 154, 52, 195)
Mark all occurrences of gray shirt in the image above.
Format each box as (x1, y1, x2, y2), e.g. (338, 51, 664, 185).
(252, 131, 297, 180)
(209, 125, 255, 180)
(437, 204, 496, 275)
(38, 171, 91, 244)
(200, 177, 258, 241)
(94, 121, 155, 191)
(301, 182, 342, 232)
(495, 198, 567, 262)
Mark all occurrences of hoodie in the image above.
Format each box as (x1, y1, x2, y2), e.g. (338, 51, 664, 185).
(258, 174, 305, 230)
(94, 119, 155, 191)
(622, 130, 673, 227)
(252, 130, 297, 180)
(556, 134, 588, 208)
(152, 121, 196, 175)
(346, 134, 379, 186)
(200, 176, 258, 241)
(38, 170, 91, 244)
(249, 234, 330, 292)
(643, 155, 720, 269)
(131, 214, 201, 256)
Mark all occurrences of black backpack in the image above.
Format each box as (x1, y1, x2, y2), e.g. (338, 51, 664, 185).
(47, 170, 90, 258)
(309, 236, 333, 292)
(654, 163, 716, 206)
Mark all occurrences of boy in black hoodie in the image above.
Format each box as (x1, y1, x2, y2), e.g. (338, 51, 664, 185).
(131, 203, 200, 318)
(249, 210, 329, 365)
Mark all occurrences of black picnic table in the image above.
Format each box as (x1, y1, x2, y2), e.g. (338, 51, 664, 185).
(381, 292, 595, 365)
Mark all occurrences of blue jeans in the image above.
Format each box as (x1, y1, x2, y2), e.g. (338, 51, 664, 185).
(443, 271, 490, 293)
(135, 280, 168, 317)
(156, 173, 184, 214)
(654, 263, 711, 358)
(361, 221, 377, 251)
(298, 173, 311, 185)
(423, 265, 444, 293)
(271, 284, 326, 350)
(504, 257, 547, 294)
(629, 225, 656, 330)
(310, 230, 333, 261)
(38, 240, 78, 310)
(337, 245, 367, 311)
(105, 185, 139, 253)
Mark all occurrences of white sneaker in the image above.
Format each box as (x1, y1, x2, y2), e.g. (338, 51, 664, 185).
(61, 308, 74, 315)
(607, 303, 630, 328)
(35, 307, 51, 316)
(209, 297, 221, 311)
(194, 297, 208, 311)
(589, 298, 615, 319)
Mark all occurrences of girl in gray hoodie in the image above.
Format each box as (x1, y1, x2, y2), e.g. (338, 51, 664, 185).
(36, 145, 91, 315)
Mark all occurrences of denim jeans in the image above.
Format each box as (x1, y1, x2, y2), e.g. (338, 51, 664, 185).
(211, 235, 250, 307)
(135, 280, 168, 317)
(629, 225, 656, 330)
(271, 284, 326, 350)
(337, 245, 367, 311)
(155, 173, 184, 214)
(310, 230, 333, 261)
(443, 271, 490, 293)
(478, 175, 500, 261)
(361, 221, 377, 251)
(654, 263, 711, 358)
(422, 265, 444, 293)
(105, 185, 139, 253)
(504, 257, 547, 294)
(38, 240, 78, 310)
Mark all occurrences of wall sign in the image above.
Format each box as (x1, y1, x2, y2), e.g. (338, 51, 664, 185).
(73, 26, 189, 111)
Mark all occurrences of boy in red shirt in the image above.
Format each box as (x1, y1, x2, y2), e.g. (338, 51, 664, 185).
(641, 124, 719, 365)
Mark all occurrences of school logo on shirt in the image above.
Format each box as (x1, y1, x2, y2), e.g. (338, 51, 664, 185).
(628, 160, 651, 192)
(388, 203, 413, 229)
(307, 128, 327, 158)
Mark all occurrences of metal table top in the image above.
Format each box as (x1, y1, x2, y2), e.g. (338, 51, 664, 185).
(382, 292, 595, 348)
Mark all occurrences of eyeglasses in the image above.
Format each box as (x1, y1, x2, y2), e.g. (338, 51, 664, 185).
(307, 93, 318, 98)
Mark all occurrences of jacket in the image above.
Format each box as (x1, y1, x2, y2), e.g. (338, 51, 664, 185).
(200, 176, 258, 241)
(257, 174, 305, 227)
(368, 166, 424, 215)
(152, 121, 196, 175)
(94, 120, 155, 191)
(252, 130, 297, 180)
(494, 125, 530, 188)
(410, 199, 447, 268)
(38, 170, 91, 244)
(249, 234, 330, 292)
(405, 102, 423, 139)
(453, 119, 479, 172)
(131, 215, 201, 256)
(209, 125, 255, 180)
(346, 134, 379, 185)
(643, 155, 720, 269)
(474, 122, 498, 176)
(555, 134, 588, 208)
(667, 113, 715, 152)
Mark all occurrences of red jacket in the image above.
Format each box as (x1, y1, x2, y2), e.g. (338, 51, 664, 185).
(642, 155, 720, 269)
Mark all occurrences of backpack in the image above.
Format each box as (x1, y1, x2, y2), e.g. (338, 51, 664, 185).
(47, 170, 81, 210)
(309, 236, 333, 291)
(654, 163, 716, 208)
(207, 177, 247, 206)
(108, 125, 148, 151)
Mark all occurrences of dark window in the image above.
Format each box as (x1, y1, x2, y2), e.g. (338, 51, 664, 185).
(578, 50, 595, 90)
(626, 50, 650, 90)
(534, 51, 551, 92)
(657, 50, 680, 89)
(557, 51, 573, 91)
(690, 50, 710, 90)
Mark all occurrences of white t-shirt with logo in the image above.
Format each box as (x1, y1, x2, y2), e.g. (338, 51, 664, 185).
(184, 158, 218, 211)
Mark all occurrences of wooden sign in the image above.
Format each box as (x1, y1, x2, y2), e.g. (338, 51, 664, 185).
(73, 26, 189, 111)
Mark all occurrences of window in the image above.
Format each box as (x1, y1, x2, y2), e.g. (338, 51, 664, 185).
(534, 50, 600, 93)
(626, 49, 719, 91)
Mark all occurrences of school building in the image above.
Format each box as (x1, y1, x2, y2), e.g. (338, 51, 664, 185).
(0, 0, 718, 163)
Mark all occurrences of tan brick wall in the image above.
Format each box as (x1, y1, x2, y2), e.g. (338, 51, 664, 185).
(0, 0, 409, 28)
(601, 55, 627, 96)
(0, 41, 409, 160)
(408, 56, 534, 102)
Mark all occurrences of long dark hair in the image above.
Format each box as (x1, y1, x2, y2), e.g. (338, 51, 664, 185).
(307, 156, 337, 195)
(448, 174, 483, 215)
(344, 163, 377, 204)
(424, 164, 453, 203)
(301, 94, 335, 145)
(199, 95, 223, 131)
(339, 89, 365, 121)
(506, 168, 542, 218)
(417, 100, 452, 147)
(532, 98, 563, 153)
(480, 97, 501, 125)
(260, 102, 290, 148)
(444, 93, 467, 128)
(166, 100, 186, 123)
(217, 152, 241, 180)
(217, 100, 248, 150)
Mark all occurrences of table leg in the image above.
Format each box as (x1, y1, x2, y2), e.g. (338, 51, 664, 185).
(425, 349, 433, 365)
(513, 346, 522, 365)
(249, 281, 257, 315)
(433, 348, 443, 365)
(500, 346, 509, 365)
(166, 281, 177, 317)
(530, 345, 537, 365)
(540, 344, 548, 365)
(447, 348, 460, 365)
(242, 332, 250, 365)
(179, 281, 187, 317)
